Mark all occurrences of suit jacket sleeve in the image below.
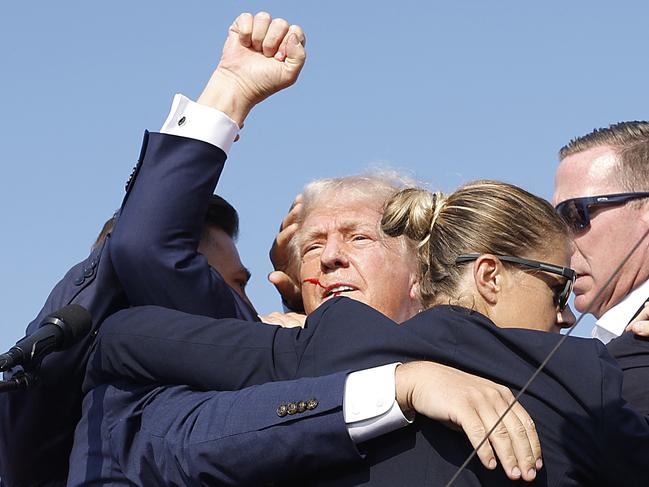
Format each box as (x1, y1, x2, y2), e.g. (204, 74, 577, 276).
(83, 305, 306, 393)
(69, 375, 362, 486)
(606, 331, 649, 416)
(83, 298, 400, 394)
(109, 131, 255, 320)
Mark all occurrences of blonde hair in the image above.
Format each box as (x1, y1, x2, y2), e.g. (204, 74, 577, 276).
(381, 180, 570, 307)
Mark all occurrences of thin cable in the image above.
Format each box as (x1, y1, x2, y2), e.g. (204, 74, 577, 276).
(445, 226, 649, 486)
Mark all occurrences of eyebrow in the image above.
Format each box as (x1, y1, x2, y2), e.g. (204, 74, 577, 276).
(298, 220, 381, 244)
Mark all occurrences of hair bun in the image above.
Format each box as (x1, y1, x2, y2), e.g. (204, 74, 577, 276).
(382, 187, 443, 242)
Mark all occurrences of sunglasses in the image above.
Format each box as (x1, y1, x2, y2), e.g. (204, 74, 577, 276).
(455, 254, 576, 311)
(555, 192, 649, 232)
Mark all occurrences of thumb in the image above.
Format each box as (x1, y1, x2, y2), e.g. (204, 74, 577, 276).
(268, 271, 304, 312)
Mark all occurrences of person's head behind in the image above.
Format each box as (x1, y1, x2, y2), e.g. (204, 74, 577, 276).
(292, 172, 422, 323)
(554, 121, 649, 317)
(93, 195, 253, 308)
(382, 180, 575, 332)
(198, 195, 253, 308)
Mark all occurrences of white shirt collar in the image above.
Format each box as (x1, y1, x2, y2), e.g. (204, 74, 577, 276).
(593, 278, 649, 343)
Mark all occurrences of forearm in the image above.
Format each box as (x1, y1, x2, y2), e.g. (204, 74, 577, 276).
(110, 131, 244, 318)
(107, 375, 361, 485)
(84, 306, 302, 394)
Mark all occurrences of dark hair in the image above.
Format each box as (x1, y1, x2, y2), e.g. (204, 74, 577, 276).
(93, 194, 239, 251)
(204, 194, 239, 239)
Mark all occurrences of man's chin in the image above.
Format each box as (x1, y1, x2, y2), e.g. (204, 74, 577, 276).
(573, 292, 603, 316)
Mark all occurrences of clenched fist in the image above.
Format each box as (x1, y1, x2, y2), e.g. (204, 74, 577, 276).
(198, 12, 306, 126)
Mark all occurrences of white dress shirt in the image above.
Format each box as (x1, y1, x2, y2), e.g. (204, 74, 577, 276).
(159, 94, 412, 443)
(593, 278, 649, 344)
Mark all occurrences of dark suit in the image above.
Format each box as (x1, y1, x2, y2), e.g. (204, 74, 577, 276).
(89, 299, 649, 486)
(607, 330, 649, 416)
(0, 133, 359, 486)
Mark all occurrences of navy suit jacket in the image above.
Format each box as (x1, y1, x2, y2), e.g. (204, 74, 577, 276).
(0, 133, 358, 486)
(90, 299, 649, 486)
(607, 331, 649, 416)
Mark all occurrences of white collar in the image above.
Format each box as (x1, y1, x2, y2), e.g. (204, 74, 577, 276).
(593, 278, 649, 341)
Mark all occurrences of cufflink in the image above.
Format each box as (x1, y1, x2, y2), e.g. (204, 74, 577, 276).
(178, 116, 186, 126)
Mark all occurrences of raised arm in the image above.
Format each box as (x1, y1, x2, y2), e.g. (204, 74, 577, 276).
(110, 12, 306, 318)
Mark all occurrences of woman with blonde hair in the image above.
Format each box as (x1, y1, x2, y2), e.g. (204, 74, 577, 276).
(381, 180, 576, 334)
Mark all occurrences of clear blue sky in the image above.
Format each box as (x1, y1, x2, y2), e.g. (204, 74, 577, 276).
(2, 1, 648, 350)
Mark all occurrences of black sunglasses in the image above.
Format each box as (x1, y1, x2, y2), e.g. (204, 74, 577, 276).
(455, 254, 576, 311)
(555, 192, 649, 232)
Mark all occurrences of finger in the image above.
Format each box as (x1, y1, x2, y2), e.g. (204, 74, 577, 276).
(232, 12, 253, 48)
(276, 24, 306, 61)
(629, 320, 649, 336)
(263, 18, 289, 57)
(511, 402, 542, 470)
(268, 271, 300, 294)
(268, 271, 304, 312)
(456, 407, 497, 471)
(289, 24, 306, 47)
(276, 223, 299, 252)
(467, 398, 521, 480)
(251, 11, 272, 52)
(494, 398, 537, 481)
(284, 196, 303, 228)
(270, 222, 299, 269)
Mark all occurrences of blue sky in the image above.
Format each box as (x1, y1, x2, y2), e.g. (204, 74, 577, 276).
(2, 1, 648, 350)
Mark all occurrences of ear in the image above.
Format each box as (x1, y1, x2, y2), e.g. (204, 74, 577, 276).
(472, 254, 503, 306)
(409, 278, 421, 303)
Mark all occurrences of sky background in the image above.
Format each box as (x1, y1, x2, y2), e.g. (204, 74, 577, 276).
(1, 1, 648, 350)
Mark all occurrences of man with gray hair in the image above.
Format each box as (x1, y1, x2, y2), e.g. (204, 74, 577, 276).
(553, 121, 649, 415)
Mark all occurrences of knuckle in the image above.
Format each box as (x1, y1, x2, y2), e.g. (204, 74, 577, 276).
(492, 423, 509, 438)
(514, 423, 528, 438)
(501, 387, 515, 401)
(485, 388, 501, 401)
(255, 11, 271, 19)
(468, 423, 486, 438)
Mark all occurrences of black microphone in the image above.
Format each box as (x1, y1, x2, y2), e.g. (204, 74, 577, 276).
(0, 304, 92, 372)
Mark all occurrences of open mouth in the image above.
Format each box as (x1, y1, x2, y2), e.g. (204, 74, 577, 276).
(323, 284, 357, 299)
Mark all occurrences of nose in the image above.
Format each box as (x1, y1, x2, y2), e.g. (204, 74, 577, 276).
(557, 305, 576, 330)
(320, 237, 349, 270)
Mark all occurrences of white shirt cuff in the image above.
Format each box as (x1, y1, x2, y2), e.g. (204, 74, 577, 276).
(160, 94, 239, 154)
(343, 363, 413, 444)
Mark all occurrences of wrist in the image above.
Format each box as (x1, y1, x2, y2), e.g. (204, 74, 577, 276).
(395, 363, 416, 416)
(197, 69, 255, 127)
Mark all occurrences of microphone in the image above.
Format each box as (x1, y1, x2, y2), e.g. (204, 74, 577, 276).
(0, 304, 92, 372)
